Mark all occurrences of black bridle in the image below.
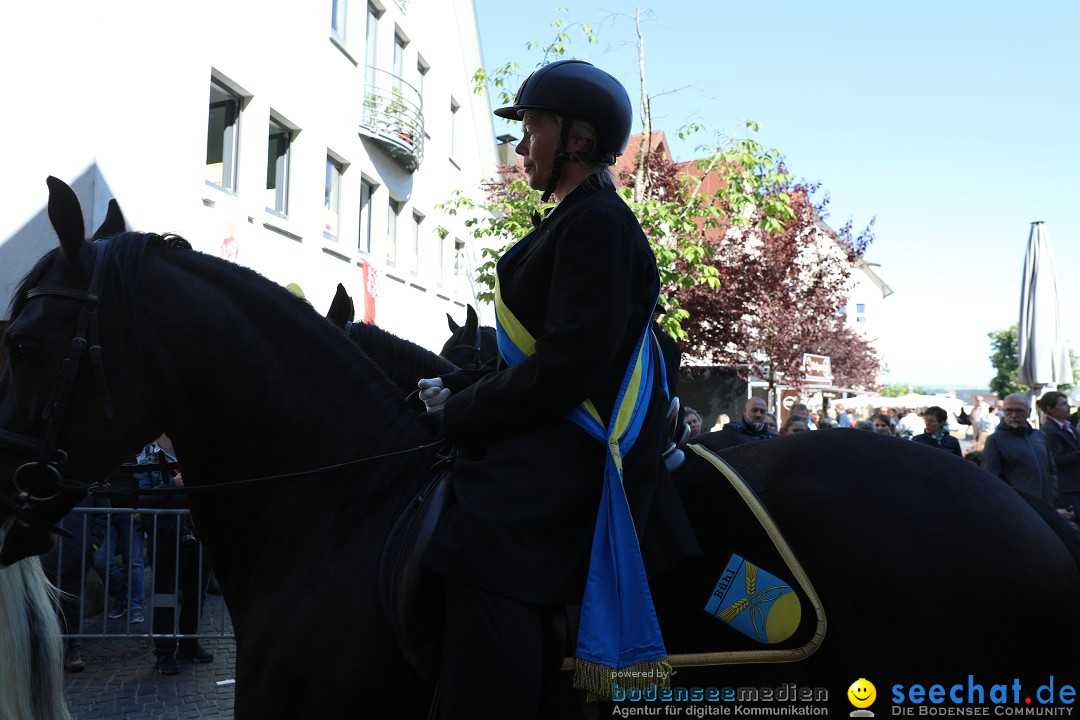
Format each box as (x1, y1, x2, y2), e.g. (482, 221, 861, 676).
(0, 240, 114, 550)
(443, 323, 488, 371)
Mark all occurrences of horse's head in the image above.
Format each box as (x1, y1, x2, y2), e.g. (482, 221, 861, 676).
(440, 305, 497, 370)
(0, 177, 133, 564)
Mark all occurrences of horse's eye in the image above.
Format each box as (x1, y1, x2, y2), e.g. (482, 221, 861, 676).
(7, 339, 41, 360)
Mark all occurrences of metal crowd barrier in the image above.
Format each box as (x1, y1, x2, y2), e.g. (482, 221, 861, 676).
(45, 506, 233, 641)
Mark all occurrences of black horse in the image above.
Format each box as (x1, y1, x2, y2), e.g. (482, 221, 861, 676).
(325, 283, 458, 393)
(440, 304, 497, 371)
(2, 179, 1080, 717)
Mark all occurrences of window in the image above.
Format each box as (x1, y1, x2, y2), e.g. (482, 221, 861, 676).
(331, 0, 347, 41)
(416, 58, 429, 105)
(436, 235, 449, 289)
(449, 98, 460, 163)
(206, 81, 241, 191)
(266, 119, 292, 216)
(437, 234, 447, 288)
(453, 238, 465, 293)
(393, 32, 406, 84)
(856, 303, 867, 323)
(358, 179, 375, 254)
(410, 211, 424, 277)
(365, 3, 380, 85)
(386, 199, 402, 266)
(325, 157, 343, 239)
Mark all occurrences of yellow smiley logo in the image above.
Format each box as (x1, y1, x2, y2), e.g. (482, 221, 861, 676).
(848, 678, 876, 709)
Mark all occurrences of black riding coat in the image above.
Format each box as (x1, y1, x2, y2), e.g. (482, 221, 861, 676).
(1042, 419, 1080, 495)
(421, 184, 698, 606)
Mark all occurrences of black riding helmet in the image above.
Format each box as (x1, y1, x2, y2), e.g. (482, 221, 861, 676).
(495, 60, 632, 201)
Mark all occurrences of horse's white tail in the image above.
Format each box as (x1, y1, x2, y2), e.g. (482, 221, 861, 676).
(0, 557, 70, 720)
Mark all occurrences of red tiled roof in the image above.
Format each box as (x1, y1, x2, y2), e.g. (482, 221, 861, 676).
(614, 131, 673, 184)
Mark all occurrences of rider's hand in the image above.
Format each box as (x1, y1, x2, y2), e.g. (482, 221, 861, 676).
(418, 378, 451, 414)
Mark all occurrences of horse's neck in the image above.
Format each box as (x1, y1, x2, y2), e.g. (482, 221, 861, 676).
(348, 322, 456, 393)
(130, 253, 439, 615)
(140, 253, 433, 484)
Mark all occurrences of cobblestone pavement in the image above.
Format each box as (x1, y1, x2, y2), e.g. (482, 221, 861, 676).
(63, 594, 237, 719)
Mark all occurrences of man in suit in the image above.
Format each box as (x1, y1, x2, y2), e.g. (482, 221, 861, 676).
(1037, 391, 1080, 517)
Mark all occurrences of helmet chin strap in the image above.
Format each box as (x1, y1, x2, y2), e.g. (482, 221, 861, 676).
(540, 120, 574, 204)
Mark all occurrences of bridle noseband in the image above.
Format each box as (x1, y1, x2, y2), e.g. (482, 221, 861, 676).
(444, 324, 489, 371)
(0, 240, 115, 550)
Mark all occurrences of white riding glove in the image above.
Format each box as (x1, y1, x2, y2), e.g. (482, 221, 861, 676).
(418, 377, 451, 414)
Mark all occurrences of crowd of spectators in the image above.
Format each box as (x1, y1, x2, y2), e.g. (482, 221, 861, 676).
(685, 392, 1079, 524)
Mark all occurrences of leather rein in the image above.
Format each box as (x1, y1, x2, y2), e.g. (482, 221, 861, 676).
(0, 240, 113, 546)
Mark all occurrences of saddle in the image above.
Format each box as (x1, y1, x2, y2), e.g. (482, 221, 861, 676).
(379, 465, 576, 682)
(378, 467, 451, 681)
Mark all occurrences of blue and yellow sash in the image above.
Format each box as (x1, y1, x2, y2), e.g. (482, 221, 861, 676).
(494, 235, 670, 700)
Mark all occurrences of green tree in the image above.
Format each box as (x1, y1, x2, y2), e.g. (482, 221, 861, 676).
(990, 324, 1077, 395)
(988, 325, 1026, 398)
(442, 9, 793, 340)
(878, 384, 934, 397)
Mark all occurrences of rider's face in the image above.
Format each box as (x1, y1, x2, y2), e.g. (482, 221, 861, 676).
(517, 111, 560, 191)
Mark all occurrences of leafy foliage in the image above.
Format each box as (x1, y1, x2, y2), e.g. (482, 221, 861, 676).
(988, 325, 1027, 399)
(677, 172, 879, 393)
(990, 324, 1077, 395)
(879, 383, 936, 397)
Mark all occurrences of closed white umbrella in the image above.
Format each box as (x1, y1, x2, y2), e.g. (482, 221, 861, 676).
(1017, 221, 1072, 392)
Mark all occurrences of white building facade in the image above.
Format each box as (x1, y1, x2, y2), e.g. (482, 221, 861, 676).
(0, 0, 499, 351)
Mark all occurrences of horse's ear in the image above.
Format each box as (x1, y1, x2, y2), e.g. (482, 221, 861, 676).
(327, 283, 355, 328)
(466, 304, 478, 330)
(46, 176, 87, 264)
(90, 198, 126, 241)
(446, 312, 460, 333)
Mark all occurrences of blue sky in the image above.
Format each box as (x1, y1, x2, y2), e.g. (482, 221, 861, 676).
(470, 0, 1079, 389)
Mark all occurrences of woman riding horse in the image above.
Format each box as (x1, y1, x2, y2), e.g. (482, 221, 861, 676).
(4, 176, 1080, 717)
(415, 60, 699, 717)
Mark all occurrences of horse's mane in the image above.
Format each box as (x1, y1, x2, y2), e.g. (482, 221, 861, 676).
(347, 321, 457, 393)
(9, 232, 187, 334)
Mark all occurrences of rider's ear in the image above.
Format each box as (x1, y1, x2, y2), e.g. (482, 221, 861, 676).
(46, 176, 87, 267)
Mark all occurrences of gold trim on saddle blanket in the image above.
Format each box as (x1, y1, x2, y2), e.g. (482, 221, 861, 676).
(560, 443, 827, 671)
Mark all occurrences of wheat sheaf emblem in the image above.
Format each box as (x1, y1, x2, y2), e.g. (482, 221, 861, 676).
(717, 562, 790, 641)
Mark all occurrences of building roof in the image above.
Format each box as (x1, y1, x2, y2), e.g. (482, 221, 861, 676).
(614, 131, 673, 182)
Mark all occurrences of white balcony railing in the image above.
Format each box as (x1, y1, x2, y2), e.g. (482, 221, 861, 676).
(360, 67, 425, 172)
